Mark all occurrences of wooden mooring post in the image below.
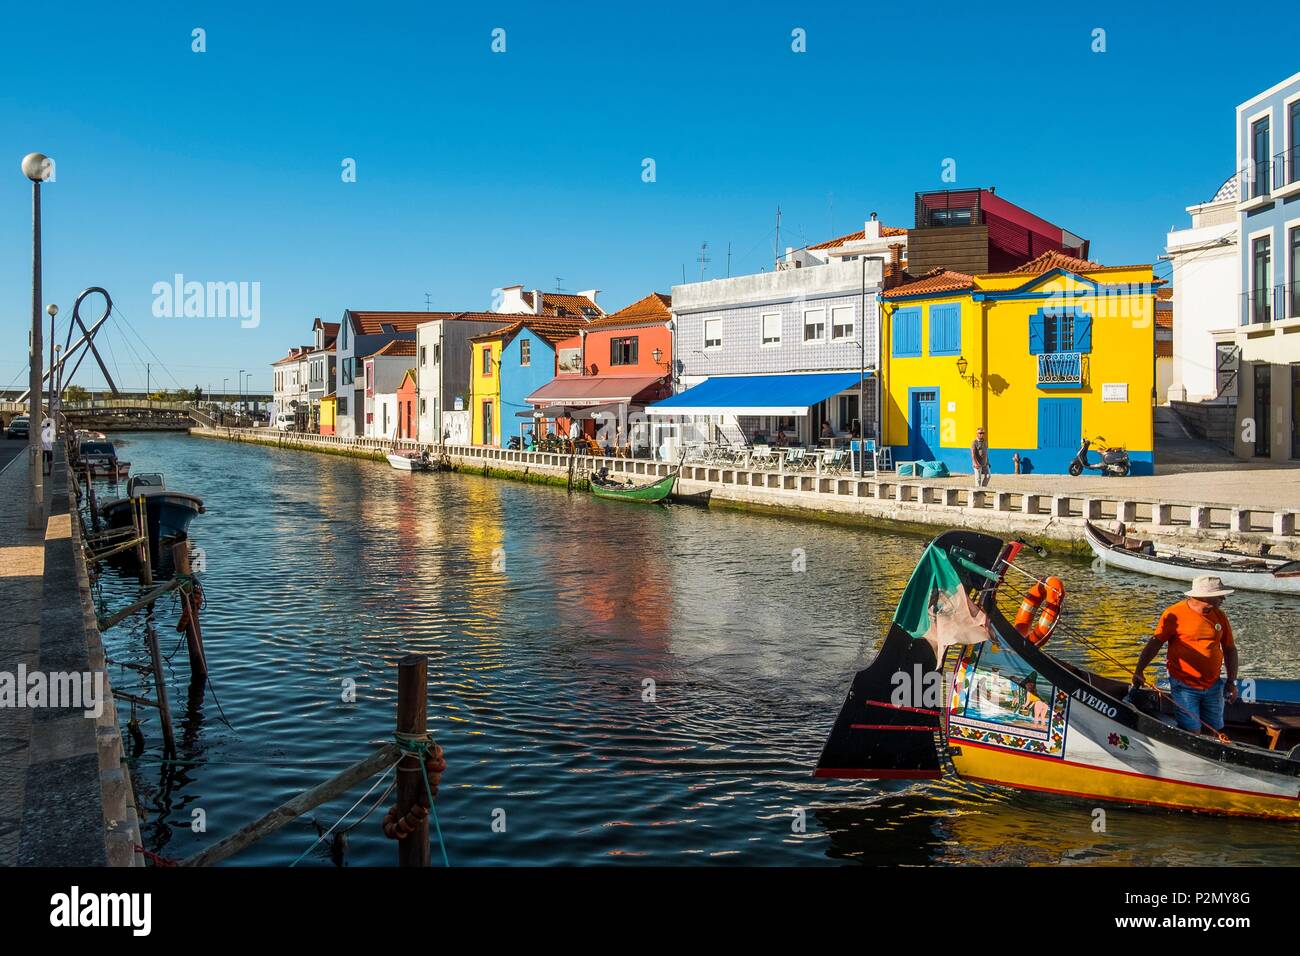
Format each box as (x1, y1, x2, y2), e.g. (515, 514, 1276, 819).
(171, 538, 208, 684)
(394, 654, 430, 867)
(144, 616, 176, 758)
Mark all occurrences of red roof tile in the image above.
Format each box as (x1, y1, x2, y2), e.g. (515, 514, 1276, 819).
(346, 311, 451, 334)
(518, 291, 604, 319)
(583, 292, 672, 330)
(879, 268, 976, 300)
(1007, 250, 1104, 275)
(1156, 340, 1173, 358)
(470, 316, 588, 347)
(366, 340, 417, 358)
(809, 225, 908, 250)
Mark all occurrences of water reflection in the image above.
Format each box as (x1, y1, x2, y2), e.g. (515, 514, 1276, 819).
(93, 433, 1300, 866)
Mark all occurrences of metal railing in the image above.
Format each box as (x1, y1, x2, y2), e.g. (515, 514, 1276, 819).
(1275, 147, 1299, 190)
(1037, 351, 1083, 386)
(1241, 284, 1296, 325)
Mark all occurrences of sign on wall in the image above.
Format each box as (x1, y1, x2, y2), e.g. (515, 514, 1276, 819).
(1101, 383, 1128, 402)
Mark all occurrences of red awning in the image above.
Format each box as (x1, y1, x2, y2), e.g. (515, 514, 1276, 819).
(526, 374, 664, 407)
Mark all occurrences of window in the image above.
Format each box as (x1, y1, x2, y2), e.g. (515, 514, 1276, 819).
(803, 308, 826, 342)
(433, 343, 441, 365)
(1291, 227, 1300, 318)
(520, 339, 531, 366)
(831, 305, 854, 340)
(1029, 309, 1091, 354)
(1252, 235, 1272, 322)
(1290, 100, 1300, 184)
(760, 312, 781, 346)
(1251, 116, 1271, 198)
(704, 318, 722, 349)
(420, 398, 426, 414)
(338, 396, 348, 415)
(482, 346, 492, 375)
(928, 303, 961, 355)
(420, 345, 427, 366)
(341, 358, 354, 386)
(891, 307, 922, 357)
(837, 394, 859, 431)
(929, 207, 973, 226)
(610, 336, 638, 366)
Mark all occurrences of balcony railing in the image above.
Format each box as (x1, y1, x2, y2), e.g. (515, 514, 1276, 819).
(1037, 351, 1083, 387)
(1275, 147, 1299, 190)
(1239, 160, 1273, 201)
(1240, 283, 1300, 324)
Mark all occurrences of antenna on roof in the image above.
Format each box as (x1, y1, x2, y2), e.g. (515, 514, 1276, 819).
(727, 241, 732, 279)
(555, 277, 565, 293)
(775, 206, 782, 267)
(697, 241, 711, 281)
(424, 292, 432, 312)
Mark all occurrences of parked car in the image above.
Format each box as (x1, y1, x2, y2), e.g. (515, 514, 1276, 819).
(274, 413, 296, 432)
(6, 416, 29, 440)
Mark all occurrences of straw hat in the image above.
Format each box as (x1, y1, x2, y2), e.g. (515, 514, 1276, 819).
(1185, 575, 1234, 599)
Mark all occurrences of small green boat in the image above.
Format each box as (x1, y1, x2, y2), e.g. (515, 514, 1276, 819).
(589, 470, 677, 504)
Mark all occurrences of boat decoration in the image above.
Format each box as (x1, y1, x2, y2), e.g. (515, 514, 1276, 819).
(589, 467, 676, 504)
(1084, 520, 1300, 596)
(816, 530, 1300, 819)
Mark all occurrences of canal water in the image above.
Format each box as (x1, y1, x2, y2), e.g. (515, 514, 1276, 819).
(96, 433, 1300, 866)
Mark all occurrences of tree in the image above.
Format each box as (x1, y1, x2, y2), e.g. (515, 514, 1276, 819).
(63, 384, 89, 403)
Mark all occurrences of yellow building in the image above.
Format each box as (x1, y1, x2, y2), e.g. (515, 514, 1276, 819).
(468, 333, 502, 446)
(880, 251, 1157, 475)
(319, 392, 337, 436)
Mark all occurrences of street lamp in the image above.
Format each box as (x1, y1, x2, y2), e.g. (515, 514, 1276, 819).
(238, 368, 245, 424)
(955, 355, 978, 387)
(23, 152, 52, 528)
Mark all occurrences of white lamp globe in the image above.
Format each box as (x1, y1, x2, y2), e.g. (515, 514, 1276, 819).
(21, 152, 51, 182)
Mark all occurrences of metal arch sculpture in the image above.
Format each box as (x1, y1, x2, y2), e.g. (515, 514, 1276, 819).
(17, 286, 119, 402)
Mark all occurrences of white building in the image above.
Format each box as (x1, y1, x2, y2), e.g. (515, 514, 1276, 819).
(1164, 178, 1239, 403)
(414, 313, 509, 444)
(271, 345, 312, 426)
(361, 340, 417, 440)
(496, 286, 604, 320)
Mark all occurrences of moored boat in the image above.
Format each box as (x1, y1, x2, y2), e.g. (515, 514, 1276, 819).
(387, 450, 432, 471)
(77, 438, 131, 481)
(816, 530, 1300, 819)
(99, 473, 204, 569)
(589, 468, 676, 504)
(1084, 519, 1300, 596)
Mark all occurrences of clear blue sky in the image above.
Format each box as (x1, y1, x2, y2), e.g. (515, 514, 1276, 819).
(2, 1, 1297, 394)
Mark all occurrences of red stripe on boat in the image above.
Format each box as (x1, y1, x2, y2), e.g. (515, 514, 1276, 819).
(863, 699, 941, 716)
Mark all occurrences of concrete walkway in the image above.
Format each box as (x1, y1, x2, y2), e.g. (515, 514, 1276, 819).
(0, 448, 138, 866)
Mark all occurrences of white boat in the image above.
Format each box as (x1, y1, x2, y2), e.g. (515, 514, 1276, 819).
(1084, 520, 1300, 595)
(386, 450, 431, 472)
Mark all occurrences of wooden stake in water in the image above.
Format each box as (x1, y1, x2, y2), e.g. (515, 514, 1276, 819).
(394, 654, 430, 867)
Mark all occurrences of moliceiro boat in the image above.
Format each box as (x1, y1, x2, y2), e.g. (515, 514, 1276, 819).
(1084, 520, 1300, 596)
(816, 531, 1300, 819)
(589, 467, 676, 504)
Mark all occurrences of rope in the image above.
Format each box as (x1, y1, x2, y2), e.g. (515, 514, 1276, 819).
(288, 758, 400, 867)
(390, 731, 450, 866)
(134, 845, 180, 867)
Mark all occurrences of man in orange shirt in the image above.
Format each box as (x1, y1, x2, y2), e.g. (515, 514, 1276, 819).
(1132, 576, 1239, 734)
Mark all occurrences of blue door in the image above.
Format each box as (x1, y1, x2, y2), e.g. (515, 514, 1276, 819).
(1037, 397, 1082, 468)
(909, 389, 940, 460)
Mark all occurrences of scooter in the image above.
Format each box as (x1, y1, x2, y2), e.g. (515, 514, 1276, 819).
(1068, 436, 1130, 477)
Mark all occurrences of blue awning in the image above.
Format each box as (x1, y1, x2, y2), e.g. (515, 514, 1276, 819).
(645, 372, 867, 417)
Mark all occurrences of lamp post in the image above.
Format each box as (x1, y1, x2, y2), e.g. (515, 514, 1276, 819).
(23, 152, 52, 527)
(238, 368, 245, 424)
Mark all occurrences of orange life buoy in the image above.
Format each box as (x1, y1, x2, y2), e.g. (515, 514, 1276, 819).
(1013, 581, 1047, 636)
(1028, 577, 1065, 645)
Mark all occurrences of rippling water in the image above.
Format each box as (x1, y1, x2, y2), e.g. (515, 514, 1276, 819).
(93, 433, 1300, 866)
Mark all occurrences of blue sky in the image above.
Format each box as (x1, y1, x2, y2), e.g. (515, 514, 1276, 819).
(2, 2, 1297, 394)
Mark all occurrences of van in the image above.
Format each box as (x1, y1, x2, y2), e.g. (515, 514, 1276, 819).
(274, 413, 296, 432)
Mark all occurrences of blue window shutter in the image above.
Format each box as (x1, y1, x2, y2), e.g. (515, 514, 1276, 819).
(930, 304, 960, 356)
(1073, 313, 1093, 353)
(892, 308, 922, 357)
(1029, 312, 1046, 355)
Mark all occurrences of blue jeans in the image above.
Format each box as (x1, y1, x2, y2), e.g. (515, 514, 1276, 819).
(1169, 677, 1226, 732)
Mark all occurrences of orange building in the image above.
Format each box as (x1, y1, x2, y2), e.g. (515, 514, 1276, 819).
(396, 369, 418, 440)
(528, 293, 674, 451)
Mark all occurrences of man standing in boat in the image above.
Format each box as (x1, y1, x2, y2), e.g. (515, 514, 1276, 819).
(1131, 576, 1239, 735)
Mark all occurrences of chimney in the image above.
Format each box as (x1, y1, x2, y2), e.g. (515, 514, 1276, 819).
(864, 214, 881, 241)
(885, 242, 905, 288)
(579, 289, 600, 309)
(531, 289, 544, 315)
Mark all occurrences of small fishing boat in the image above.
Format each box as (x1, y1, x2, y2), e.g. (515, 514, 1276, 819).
(1084, 520, 1300, 596)
(816, 530, 1300, 819)
(589, 468, 676, 504)
(387, 450, 432, 471)
(100, 473, 204, 568)
(77, 439, 131, 480)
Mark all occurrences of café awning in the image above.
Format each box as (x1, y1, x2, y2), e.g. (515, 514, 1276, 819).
(526, 374, 663, 407)
(645, 372, 866, 417)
